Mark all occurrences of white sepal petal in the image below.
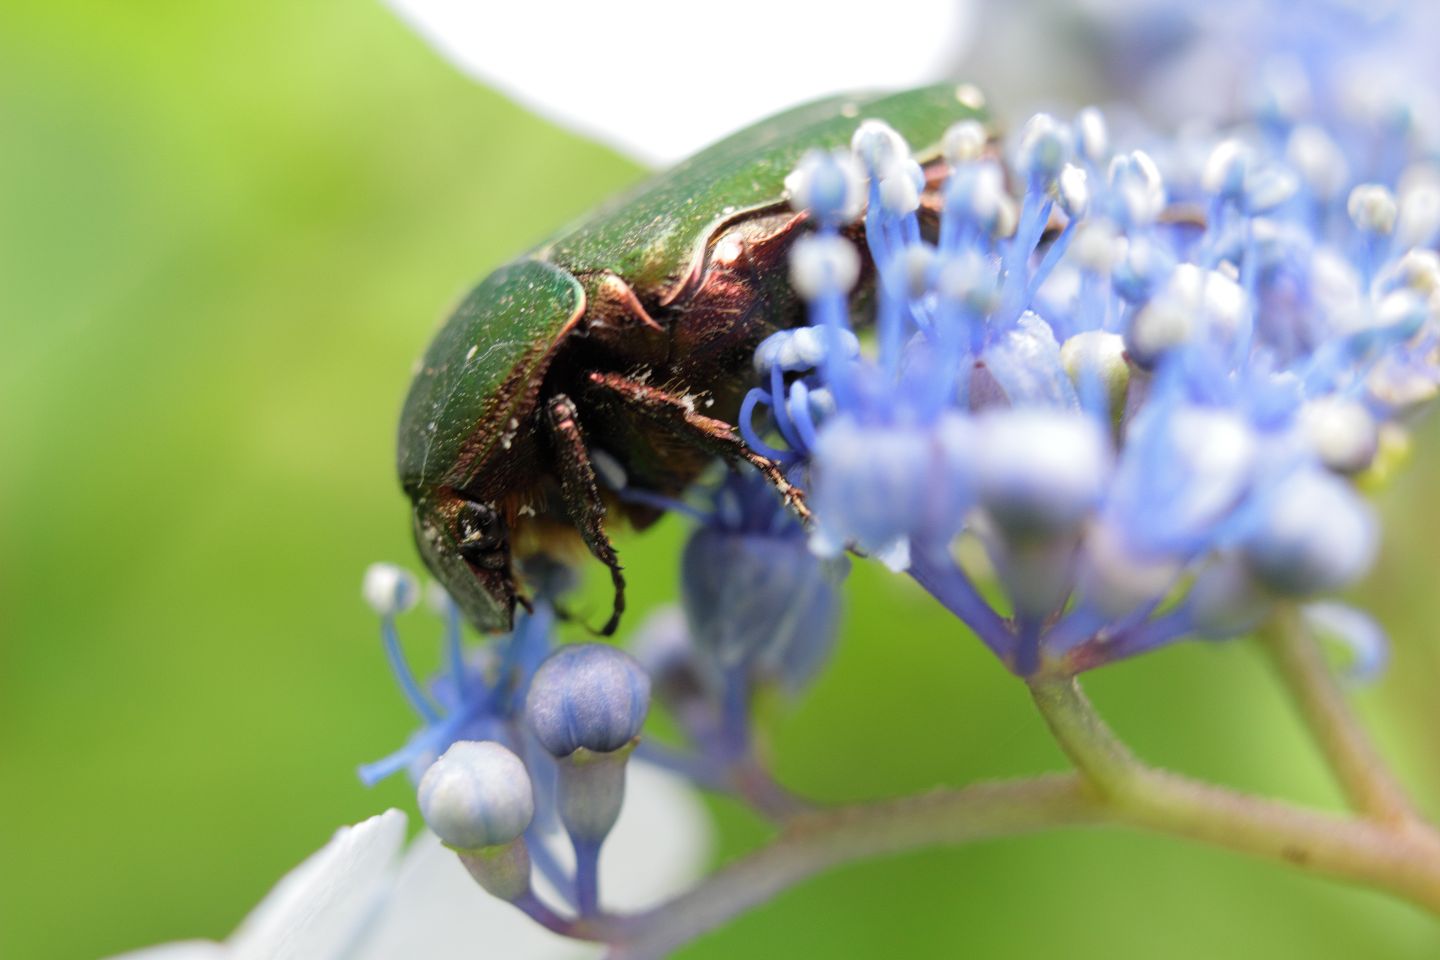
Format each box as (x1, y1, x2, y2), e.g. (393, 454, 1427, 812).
(229, 810, 408, 960)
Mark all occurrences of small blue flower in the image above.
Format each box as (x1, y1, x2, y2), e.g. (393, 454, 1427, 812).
(358, 588, 555, 787)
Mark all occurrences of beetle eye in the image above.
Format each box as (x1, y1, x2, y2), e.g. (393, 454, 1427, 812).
(455, 500, 505, 563)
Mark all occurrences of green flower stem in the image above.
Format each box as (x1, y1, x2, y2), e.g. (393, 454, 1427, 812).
(1260, 604, 1418, 826)
(598, 678, 1440, 960)
(1027, 677, 1440, 912)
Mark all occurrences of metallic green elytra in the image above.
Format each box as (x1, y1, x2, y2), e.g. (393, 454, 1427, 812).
(398, 83, 987, 634)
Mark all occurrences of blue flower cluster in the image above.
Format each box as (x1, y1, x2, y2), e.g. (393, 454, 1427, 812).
(745, 69, 1437, 676)
(356, 467, 838, 910)
(359, 562, 651, 914)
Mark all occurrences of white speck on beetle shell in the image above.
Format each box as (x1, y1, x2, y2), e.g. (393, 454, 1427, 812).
(713, 237, 744, 266)
(465, 345, 478, 361)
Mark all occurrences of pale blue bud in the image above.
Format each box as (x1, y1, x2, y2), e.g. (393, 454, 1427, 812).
(418, 740, 534, 850)
(525, 645, 651, 758)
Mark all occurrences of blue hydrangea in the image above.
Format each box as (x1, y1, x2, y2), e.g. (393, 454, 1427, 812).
(747, 73, 1437, 676)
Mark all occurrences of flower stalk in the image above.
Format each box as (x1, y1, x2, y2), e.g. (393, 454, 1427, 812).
(1260, 604, 1418, 826)
(599, 670, 1440, 959)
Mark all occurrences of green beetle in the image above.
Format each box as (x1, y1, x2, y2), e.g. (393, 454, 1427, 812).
(398, 83, 986, 635)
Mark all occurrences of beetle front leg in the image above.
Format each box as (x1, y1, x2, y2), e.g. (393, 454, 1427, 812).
(544, 393, 626, 637)
(584, 371, 810, 521)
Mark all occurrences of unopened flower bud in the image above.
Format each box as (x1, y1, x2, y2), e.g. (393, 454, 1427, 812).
(1074, 107, 1109, 165)
(879, 168, 922, 216)
(526, 644, 651, 758)
(1126, 264, 1246, 367)
(419, 741, 534, 852)
(851, 119, 910, 176)
(1380, 249, 1440, 296)
(900, 242, 938, 299)
(789, 234, 861, 299)
(1348, 184, 1398, 235)
(973, 410, 1110, 541)
(363, 563, 418, 617)
(1243, 469, 1377, 595)
(937, 249, 1001, 314)
(785, 148, 867, 225)
(1298, 396, 1379, 474)
(1061, 330, 1130, 422)
(527, 646, 651, 852)
(942, 119, 987, 165)
(1057, 164, 1089, 218)
(944, 160, 1009, 234)
(1016, 113, 1073, 188)
(754, 326, 860, 373)
(1203, 139, 1253, 201)
(1110, 235, 1175, 303)
(1071, 219, 1120, 274)
(1108, 150, 1165, 226)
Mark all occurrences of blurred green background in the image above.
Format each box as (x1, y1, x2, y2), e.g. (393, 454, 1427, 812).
(4, 3, 1440, 958)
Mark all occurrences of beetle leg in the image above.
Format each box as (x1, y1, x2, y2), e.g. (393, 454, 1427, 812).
(584, 371, 810, 521)
(544, 393, 626, 637)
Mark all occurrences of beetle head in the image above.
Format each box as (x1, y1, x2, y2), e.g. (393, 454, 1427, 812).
(411, 491, 516, 633)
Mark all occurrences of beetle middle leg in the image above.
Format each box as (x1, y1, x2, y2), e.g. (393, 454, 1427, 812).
(544, 392, 626, 636)
(584, 370, 810, 520)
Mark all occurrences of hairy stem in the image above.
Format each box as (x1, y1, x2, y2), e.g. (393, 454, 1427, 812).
(606, 775, 1100, 959)
(727, 755, 815, 821)
(600, 680, 1440, 959)
(1260, 605, 1417, 826)
(1027, 677, 1440, 911)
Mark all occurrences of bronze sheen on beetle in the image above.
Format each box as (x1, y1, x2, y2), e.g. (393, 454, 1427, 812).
(397, 84, 985, 635)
